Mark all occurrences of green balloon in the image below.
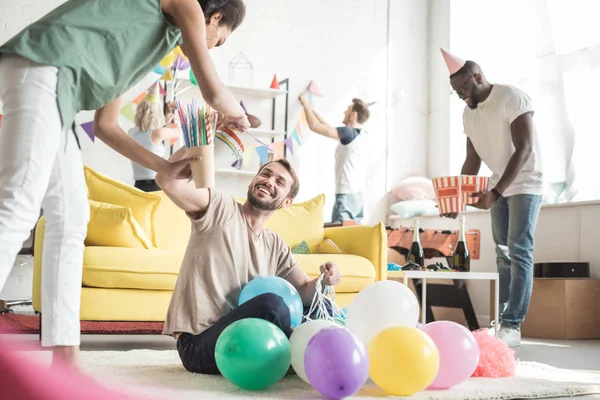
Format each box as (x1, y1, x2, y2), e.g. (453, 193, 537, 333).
(189, 69, 198, 86)
(215, 318, 291, 390)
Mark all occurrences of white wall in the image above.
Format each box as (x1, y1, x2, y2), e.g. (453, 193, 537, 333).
(389, 200, 600, 325)
(0, 0, 406, 224)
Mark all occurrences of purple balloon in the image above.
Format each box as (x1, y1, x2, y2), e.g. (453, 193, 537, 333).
(304, 326, 369, 399)
(416, 322, 424, 329)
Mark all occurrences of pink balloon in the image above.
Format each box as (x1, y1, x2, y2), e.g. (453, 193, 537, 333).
(421, 321, 480, 390)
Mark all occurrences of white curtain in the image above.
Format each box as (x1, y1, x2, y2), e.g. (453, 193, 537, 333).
(448, 0, 600, 203)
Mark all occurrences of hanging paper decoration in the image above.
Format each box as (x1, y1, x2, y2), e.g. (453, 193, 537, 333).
(307, 80, 323, 97)
(231, 158, 243, 170)
(284, 137, 294, 155)
(132, 91, 146, 105)
(215, 127, 245, 161)
(80, 121, 94, 142)
(255, 145, 270, 165)
(120, 103, 135, 123)
(292, 129, 301, 145)
(271, 141, 285, 160)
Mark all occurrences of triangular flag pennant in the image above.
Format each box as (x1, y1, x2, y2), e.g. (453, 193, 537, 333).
(231, 158, 243, 170)
(440, 48, 466, 75)
(120, 103, 135, 122)
(299, 109, 308, 125)
(292, 129, 301, 145)
(271, 141, 285, 160)
(159, 84, 167, 96)
(0, 113, 3, 128)
(296, 121, 304, 137)
(132, 91, 146, 105)
(270, 74, 280, 90)
(367, 101, 378, 107)
(80, 121, 94, 142)
(307, 80, 323, 96)
(255, 145, 270, 164)
(284, 137, 294, 155)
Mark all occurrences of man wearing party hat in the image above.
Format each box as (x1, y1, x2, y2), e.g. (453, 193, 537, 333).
(128, 82, 182, 192)
(440, 48, 544, 347)
(298, 92, 370, 224)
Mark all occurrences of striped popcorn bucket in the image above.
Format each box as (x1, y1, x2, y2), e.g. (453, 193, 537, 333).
(461, 175, 490, 205)
(432, 176, 464, 214)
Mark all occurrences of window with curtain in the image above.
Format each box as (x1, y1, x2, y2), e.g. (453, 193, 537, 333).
(448, 0, 600, 203)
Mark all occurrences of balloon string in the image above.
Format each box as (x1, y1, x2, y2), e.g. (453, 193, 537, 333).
(305, 274, 345, 323)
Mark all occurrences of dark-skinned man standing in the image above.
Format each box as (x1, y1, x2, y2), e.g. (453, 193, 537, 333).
(440, 48, 544, 347)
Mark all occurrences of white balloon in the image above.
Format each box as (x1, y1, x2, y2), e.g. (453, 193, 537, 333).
(345, 280, 419, 346)
(289, 319, 338, 384)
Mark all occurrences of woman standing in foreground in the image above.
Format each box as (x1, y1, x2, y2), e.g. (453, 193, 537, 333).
(0, 0, 249, 369)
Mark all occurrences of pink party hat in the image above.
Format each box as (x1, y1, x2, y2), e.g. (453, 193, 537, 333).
(440, 48, 466, 75)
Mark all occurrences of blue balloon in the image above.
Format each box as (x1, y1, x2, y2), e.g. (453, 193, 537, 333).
(239, 276, 303, 327)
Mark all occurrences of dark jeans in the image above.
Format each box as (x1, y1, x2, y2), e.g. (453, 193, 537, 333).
(176, 292, 333, 375)
(134, 179, 160, 192)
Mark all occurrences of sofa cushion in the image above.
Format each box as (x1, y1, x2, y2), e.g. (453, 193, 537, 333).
(265, 194, 325, 253)
(236, 194, 325, 253)
(86, 200, 153, 249)
(294, 254, 375, 293)
(84, 166, 162, 247)
(82, 247, 183, 291)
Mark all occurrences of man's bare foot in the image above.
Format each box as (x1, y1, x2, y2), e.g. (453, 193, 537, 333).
(51, 345, 80, 370)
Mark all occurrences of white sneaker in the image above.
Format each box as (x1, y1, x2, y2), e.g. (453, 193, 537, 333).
(487, 322, 521, 347)
(497, 326, 521, 347)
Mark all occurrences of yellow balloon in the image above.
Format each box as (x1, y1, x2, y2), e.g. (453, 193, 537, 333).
(368, 326, 439, 396)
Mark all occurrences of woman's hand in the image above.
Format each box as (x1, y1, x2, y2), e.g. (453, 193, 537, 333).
(217, 114, 250, 131)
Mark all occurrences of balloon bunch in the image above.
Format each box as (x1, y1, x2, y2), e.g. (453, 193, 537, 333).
(344, 280, 481, 396)
(213, 276, 491, 398)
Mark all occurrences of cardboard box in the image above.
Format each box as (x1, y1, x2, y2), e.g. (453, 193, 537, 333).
(490, 278, 600, 339)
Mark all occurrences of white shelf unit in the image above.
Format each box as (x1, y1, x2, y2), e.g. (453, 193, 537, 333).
(215, 168, 257, 177)
(247, 128, 286, 139)
(226, 85, 287, 99)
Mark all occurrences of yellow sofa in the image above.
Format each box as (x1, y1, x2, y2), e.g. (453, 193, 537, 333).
(32, 167, 387, 321)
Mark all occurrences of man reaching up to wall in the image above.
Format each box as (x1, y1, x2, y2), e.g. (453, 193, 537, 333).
(299, 94, 369, 224)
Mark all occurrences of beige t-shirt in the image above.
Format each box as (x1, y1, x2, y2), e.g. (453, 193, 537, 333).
(162, 189, 299, 337)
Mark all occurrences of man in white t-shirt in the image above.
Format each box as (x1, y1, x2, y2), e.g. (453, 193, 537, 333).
(440, 49, 544, 347)
(299, 94, 368, 224)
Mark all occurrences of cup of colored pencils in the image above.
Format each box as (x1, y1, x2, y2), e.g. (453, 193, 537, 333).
(176, 99, 218, 189)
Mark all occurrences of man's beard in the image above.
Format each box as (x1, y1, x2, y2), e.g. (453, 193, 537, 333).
(247, 187, 280, 211)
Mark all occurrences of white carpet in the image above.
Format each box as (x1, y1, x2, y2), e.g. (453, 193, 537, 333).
(21, 350, 600, 399)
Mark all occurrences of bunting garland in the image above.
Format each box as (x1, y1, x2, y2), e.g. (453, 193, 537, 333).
(73, 72, 317, 172)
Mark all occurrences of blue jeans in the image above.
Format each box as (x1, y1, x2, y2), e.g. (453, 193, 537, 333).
(332, 193, 364, 223)
(491, 194, 542, 328)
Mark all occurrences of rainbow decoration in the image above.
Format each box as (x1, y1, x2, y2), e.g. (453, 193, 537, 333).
(216, 126, 245, 161)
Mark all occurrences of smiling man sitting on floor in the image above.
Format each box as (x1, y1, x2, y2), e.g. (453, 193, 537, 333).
(155, 147, 341, 375)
